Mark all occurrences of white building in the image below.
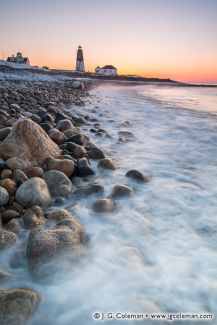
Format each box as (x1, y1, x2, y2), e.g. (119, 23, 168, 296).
(95, 65, 117, 76)
(7, 52, 30, 65)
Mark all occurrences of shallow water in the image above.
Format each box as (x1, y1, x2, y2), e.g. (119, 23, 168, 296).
(2, 83, 217, 324)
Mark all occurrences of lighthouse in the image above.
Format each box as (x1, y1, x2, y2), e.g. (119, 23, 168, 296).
(76, 46, 85, 72)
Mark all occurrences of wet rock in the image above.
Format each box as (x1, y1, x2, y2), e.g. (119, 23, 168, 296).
(92, 198, 116, 213)
(15, 177, 52, 208)
(76, 158, 95, 177)
(74, 182, 104, 196)
(47, 208, 75, 222)
(4, 219, 22, 234)
(68, 133, 89, 146)
(13, 169, 28, 185)
(0, 178, 16, 195)
(98, 158, 116, 170)
(40, 122, 53, 133)
(118, 130, 136, 141)
(46, 156, 75, 178)
(0, 186, 9, 207)
(1, 169, 12, 179)
(87, 145, 105, 159)
(66, 142, 87, 158)
(49, 130, 66, 145)
(6, 157, 28, 170)
(1, 210, 20, 225)
(63, 128, 80, 138)
(24, 167, 44, 179)
(44, 170, 73, 197)
(0, 230, 17, 250)
(41, 113, 55, 124)
(24, 206, 45, 228)
(111, 184, 133, 199)
(0, 288, 40, 325)
(0, 118, 60, 167)
(0, 127, 11, 141)
(27, 218, 87, 278)
(125, 169, 149, 183)
(57, 119, 75, 132)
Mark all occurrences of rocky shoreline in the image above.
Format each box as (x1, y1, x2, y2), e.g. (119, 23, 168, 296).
(0, 76, 148, 324)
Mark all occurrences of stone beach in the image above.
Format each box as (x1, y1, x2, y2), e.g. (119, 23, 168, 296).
(0, 71, 147, 324)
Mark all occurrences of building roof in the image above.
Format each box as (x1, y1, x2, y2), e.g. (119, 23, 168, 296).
(101, 65, 116, 70)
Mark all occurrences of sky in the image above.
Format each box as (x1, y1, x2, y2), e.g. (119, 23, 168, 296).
(0, 0, 217, 83)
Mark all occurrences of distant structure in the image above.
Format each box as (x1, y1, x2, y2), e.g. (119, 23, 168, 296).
(95, 65, 117, 76)
(7, 52, 30, 65)
(76, 46, 85, 72)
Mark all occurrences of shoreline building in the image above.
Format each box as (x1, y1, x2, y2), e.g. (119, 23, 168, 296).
(95, 65, 117, 76)
(76, 46, 85, 72)
(7, 52, 30, 65)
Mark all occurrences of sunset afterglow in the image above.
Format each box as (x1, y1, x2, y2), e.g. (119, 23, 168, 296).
(1, 0, 217, 83)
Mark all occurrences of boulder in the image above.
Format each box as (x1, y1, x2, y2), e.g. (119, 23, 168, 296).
(92, 198, 116, 213)
(0, 178, 16, 195)
(15, 177, 51, 208)
(47, 208, 75, 222)
(24, 167, 44, 179)
(13, 169, 28, 185)
(1, 169, 12, 179)
(24, 206, 45, 228)
(98, 158, 116, 170)
(46, 156, 75, 178)
(66, 142, 87, 158)
(76, 158, 95, 177)
(29, 114, 41, 124)
(68, 133, 89, 146)
(0, 288, 40, 325)
(0, 230, 17, 250)
(6, 157, 28, 170)
(1, 210, 20, 225)
(49, 130, 66, 145)
(125, 169, 149, 183)
(0, 118, 60, 167)
(87, 145, 105, 159)
(27, 218, 87, 278)
(74, 182, 104, 196)
(111, 184, 133, 199)
(44, 170, 73, 197)
(57, 119, 75, 132)
(0, 186, 9, 207)
(4, 219, 22, 234)
(63, 128, 80, 138)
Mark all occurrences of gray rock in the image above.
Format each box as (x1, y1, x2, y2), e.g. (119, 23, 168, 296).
(76, 158, 95, 177)
(57, 119, 75, 132)
(0, 127, 11, 141)
(125, 169, 150, 183)
(68, 133, 89, 146)
(47, 208, 75, 222)
(27, 218, 87, 278)
(87, 145, 105, 159)
(92, 198, 116, 213)
(74, 182, 104, 196)
(15, 177, 52, 208)
(111, 184, 133, 199)
(44, 170, 73, 197)
(0, 288, 40, 325)
(0, 186, 9, 207)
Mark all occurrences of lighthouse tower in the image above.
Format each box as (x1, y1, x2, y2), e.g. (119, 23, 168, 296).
(76, 46, 85, 72)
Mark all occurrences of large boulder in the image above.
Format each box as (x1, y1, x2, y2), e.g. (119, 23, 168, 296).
(27, 218, 87, 278)
(43, 170, 73, 197)
(15, 177, 52, 208)
(0, 118, 60, 167)
(0, 288, 40, 325)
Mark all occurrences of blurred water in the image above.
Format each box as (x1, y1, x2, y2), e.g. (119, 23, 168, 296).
(2, 83, 217, 325)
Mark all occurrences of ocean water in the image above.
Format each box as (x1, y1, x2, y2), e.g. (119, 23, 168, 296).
(2, 83, 217, 324)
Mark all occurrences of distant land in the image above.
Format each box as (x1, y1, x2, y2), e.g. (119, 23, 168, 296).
(0, 60, 216, 88)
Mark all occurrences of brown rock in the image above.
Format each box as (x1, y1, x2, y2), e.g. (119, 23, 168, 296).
(24, 206, 45, 228)
(1, 210, 20, 225)
(47, 208, 75, 222)
(98, 158, 116, 170)
(92, 198, 116, 213)
(6, 157, 28, 170)
(110, 184, 133, 199)
(46, 156, 75, 178)
(24, 167, 44, 179)
(0, 179, 16, 195)
(1, 169, 12, 180)
(49, 130, 66, 145)
(56, 119, 75, 132)
(11, 202, 24, 213)
(4, 219, 21, 234)
(0, 230, 17, 250)
(0, 118, 60, 167)
(63, 128, 80, 138)
(13, 169, 28, 185)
